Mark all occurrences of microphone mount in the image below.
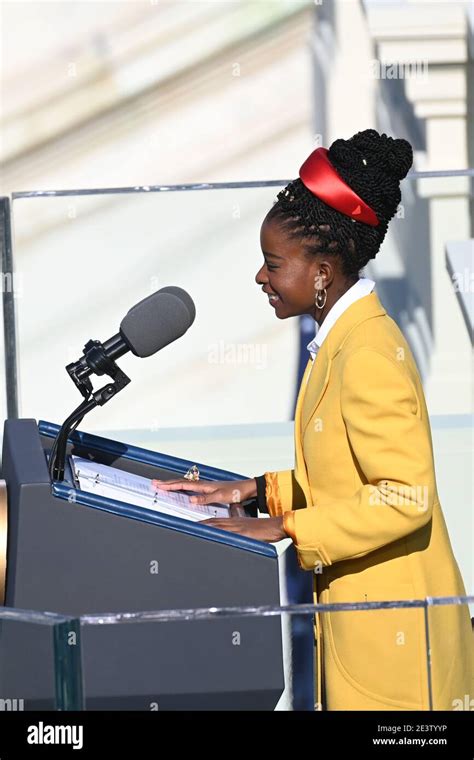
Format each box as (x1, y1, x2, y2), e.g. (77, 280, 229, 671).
(49, 338, 131, 482)
(66, 337, 128, 399)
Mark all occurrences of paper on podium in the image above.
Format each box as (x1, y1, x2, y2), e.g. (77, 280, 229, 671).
(70, 456, 230, 521)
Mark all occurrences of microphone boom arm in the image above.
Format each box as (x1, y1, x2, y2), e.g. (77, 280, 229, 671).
(50, 343, 131, 482)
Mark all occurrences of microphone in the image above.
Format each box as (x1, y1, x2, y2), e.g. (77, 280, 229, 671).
(50, 286, 196, 481)
(119, 285, 196, 357)
(67, 286, 196, 391)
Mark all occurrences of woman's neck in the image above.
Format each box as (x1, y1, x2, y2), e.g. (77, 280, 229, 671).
(314, 277, 359, 325)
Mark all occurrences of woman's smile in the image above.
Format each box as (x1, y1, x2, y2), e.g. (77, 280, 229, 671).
(263, 289, 281, 307)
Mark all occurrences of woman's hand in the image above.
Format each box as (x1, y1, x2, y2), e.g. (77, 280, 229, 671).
(152, 477, 288, 542)
(151, 477, 257, 507)
(200, 515, 288, 543)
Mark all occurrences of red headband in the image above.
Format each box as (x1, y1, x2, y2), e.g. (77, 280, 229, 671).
(299, 147, 380, 227)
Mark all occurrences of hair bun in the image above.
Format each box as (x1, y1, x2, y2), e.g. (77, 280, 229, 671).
(379, 134, 413, 181)
(329, 129, 413, 183)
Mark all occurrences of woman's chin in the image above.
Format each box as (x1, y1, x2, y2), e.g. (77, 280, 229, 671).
(269, 299, 299, 319)
(274, 305, 294, 319)
(271, 301, 285, 318)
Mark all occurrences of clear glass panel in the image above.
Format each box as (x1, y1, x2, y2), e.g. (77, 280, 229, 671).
(9, 173, 472, 437)
(2, 174, 472, 713)
(7, 175, 472, 599)
(0, 609, 83, 710)
(0, 596, 470, 710)
(11, 185, 299, 433)
(79, 609, 298, 711)
(74, 597, 471, 711)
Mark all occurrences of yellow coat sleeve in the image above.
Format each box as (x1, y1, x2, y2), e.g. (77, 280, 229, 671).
(263, 470, 308, 516)
(282, 348, 436, 570)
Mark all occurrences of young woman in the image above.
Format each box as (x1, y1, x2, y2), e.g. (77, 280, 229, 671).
(154, 129, 473, 711)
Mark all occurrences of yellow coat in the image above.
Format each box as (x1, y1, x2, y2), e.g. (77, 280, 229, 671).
(264, 290, 473, 710)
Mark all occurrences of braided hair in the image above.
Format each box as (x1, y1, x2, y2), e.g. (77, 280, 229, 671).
(266, 129, 413, 280)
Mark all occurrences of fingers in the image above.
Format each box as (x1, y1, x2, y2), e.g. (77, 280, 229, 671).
(152, 479, 188, 488)
(230, 504, 247, 518)
(187, 492, 226, 505)
(152, 479, 216, 493)
(201, 518, 246, 535)
(201, 518, 232, 529)
(152, 479, 224, 505)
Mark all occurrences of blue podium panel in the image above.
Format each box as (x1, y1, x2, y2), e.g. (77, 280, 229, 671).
(1, 419, 314, 710)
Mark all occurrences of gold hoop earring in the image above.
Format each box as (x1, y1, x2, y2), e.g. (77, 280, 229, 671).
(315, 288, 327, 309)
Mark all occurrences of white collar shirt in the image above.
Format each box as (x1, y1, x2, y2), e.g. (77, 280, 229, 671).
(306, 277, 376, 363)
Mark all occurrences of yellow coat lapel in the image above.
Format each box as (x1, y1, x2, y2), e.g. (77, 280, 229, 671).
(301, 341, 332, 437)
(294, 292, 387, 503)
(300, 292, 386, 434)
(293, 358, 314, 506)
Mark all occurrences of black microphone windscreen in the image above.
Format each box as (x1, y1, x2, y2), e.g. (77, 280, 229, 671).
(119, 287, 195, 358)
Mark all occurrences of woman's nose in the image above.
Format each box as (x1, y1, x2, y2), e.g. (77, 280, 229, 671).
(255, 265, 267, 285)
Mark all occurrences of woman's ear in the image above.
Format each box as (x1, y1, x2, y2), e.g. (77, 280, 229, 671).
(312, 260, 333, 291)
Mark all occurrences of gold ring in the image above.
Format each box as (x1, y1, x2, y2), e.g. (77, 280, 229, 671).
(184, 465, 200, 482)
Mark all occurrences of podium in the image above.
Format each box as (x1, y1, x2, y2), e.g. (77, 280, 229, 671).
(1, 418, 314, 710)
